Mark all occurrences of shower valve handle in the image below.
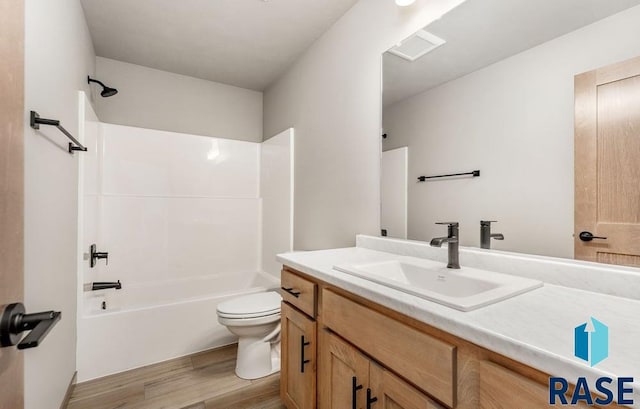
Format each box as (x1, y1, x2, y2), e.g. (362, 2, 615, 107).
(90, 244, 109, 268)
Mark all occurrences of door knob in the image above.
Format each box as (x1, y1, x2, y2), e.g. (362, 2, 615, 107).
(0, 303, 61, 349)
(579, 231, 607, 242)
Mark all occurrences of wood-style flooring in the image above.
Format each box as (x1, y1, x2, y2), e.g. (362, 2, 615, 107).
(66, 344, 284, 409)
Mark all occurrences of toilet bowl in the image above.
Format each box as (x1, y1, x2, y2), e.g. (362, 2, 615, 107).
(217, 291, 282, 380)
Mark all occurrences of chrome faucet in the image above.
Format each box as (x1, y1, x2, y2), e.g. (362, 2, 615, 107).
(480, 220, 504, 249)
(430, 222, 460, 269)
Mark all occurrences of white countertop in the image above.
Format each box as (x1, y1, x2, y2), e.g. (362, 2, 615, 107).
(277, 245, 640, 407)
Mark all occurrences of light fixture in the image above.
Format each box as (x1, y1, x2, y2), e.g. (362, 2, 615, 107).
(395, 0, 416, 6)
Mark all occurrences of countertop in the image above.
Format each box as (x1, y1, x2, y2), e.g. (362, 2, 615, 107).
(277, 246, 640, 407)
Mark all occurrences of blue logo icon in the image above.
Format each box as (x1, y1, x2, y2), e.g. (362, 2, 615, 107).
(574, 317, 608, 367)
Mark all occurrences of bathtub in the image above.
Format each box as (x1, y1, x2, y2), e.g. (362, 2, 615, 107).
(77, 271, 279, 381)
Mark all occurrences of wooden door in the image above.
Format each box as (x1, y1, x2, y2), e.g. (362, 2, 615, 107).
(369, 362, 443, 409)
(0, 0, 25, 408)
(281, 302, 316, 409)
(318, 330, 369, 409)
(575, 56, 640, 266)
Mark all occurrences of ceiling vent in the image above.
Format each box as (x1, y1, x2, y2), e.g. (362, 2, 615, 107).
(388, 30, 446, 62)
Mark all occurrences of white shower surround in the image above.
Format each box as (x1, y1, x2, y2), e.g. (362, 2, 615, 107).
(77, 94, 292, 381)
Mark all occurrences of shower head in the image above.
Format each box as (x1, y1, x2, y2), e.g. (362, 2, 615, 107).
(87, 76, 118, 98)
(100, 86, 118, 98)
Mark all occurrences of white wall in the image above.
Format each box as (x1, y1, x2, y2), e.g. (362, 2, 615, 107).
(263, 0, 465, 250)
(82, 123, 261, 288)
(382, 5, 640, 259)
(261, 129, 294, 277)
(24, 1, 96, 408)
(95, 57, 263, 142)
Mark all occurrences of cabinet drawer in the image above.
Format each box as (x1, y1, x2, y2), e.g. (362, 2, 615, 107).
(322, 289, 456, 407)
(281, 268, 317, 317)
(479, 361, 590, 409)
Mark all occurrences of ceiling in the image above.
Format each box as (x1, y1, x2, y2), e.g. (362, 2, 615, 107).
(80, 0, 359, 91)
(383, 0, 640, 107)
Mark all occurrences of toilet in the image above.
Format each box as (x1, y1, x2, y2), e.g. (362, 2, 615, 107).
(217, 291, 282, 380)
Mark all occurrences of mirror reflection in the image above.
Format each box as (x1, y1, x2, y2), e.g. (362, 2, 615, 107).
(381, 0, 640, 267)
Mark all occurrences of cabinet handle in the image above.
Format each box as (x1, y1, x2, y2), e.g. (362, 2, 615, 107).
(352, 376, 363, 409)
(300, 335, 311, 373)
(366, 388, 378, 409)
(281, 287, 301, 298)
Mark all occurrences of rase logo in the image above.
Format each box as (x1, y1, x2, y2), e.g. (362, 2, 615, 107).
(574, 317, 608, 367)
(549, 317, 634, 406)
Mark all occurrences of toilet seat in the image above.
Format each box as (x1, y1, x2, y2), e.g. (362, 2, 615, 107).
(217, 311, 280, 327)
(217, 308, 280, 319)
(217, 291, 281, 315)
(217, 291, 282, 322)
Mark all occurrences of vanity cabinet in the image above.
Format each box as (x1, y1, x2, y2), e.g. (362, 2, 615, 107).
(281, 268, 317, 317)
(319, 330, 443, 409)
(478, 361, 592, 409)
(280, 267, 626, 409)
(318, 330, 369, 408)
(281, 268, 318, 409)
(322, 289, 456, 407)
(370, 362, 446, 409)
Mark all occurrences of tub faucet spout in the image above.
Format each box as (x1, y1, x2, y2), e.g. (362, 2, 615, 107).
(84, 281, 122, 291)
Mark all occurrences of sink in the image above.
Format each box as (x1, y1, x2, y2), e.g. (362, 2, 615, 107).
(333, 257, 543, 311)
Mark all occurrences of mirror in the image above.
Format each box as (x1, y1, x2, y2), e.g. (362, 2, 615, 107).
(381, 0, 640, 266)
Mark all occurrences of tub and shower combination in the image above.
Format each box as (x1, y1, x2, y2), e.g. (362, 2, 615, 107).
(77, 94, 293, 381)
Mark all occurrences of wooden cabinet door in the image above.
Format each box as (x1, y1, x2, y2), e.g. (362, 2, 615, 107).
(369, 362, 444, 409)
(575, 55, 640, 266)
(318, 330, 370, 409)
(281, 302, 316, 409)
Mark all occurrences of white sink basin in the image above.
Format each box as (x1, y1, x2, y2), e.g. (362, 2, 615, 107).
(333, 258, 543, 311)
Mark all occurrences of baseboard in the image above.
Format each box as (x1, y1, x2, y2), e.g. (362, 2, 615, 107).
(59, 371, 77, 409)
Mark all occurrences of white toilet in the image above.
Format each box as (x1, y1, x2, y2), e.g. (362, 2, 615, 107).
(217, 291, 282, 380)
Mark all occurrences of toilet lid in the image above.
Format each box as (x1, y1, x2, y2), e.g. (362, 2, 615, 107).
(217, 291, 282, 318)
